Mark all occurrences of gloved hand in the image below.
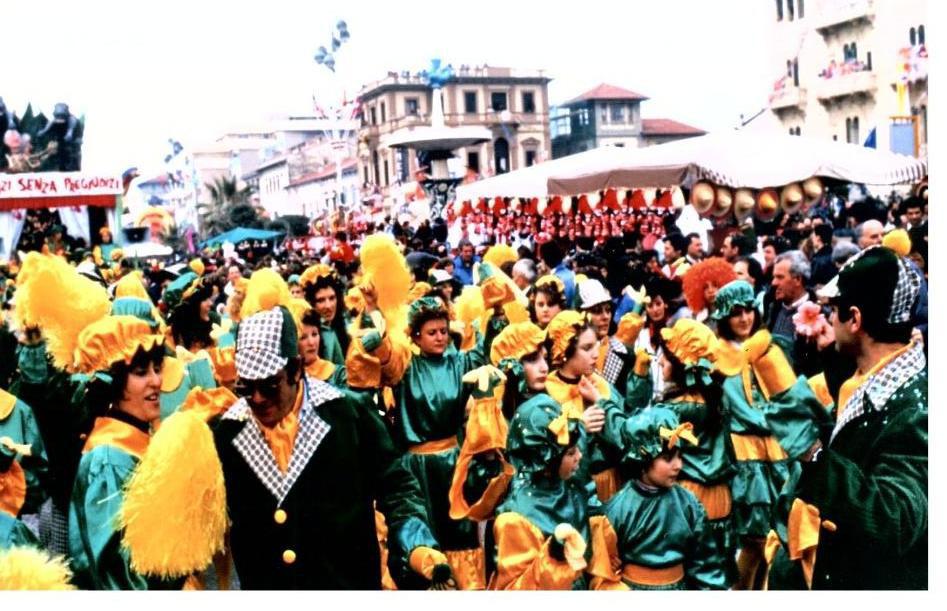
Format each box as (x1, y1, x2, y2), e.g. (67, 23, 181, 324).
(614, 312, 645, 347)
(743, 329, 772, 364)
(552, 523, 588, 571)
(360, 330, 382, 353)
(462, 365, 507, 399)
(633, 346, 653, 377)
(410, 546, 457, 590)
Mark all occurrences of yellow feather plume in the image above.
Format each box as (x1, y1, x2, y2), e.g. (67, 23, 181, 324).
(118, 411, 228, 578)
(0, 546, 75, 590)
(240, 268, 291, 320)
(454, 286, 485, 327)
(14, 252, 111, 371)
(359, 234, 412, 345)
(483, 244, 518, 270)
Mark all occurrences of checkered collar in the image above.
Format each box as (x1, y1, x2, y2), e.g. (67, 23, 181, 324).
(222, 377, 343, 503)
(831, 340, 926, 443)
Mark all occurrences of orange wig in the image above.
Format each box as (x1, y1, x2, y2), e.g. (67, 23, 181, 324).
(681, 257, 737, 313)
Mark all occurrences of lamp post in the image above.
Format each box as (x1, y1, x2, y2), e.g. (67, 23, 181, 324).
(313, 19, 354, 215)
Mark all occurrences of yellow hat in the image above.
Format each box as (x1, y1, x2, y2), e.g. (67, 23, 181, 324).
(659, 318, 718, 368)
(188, 258, 205, 276)
(545, 310, 589, 365)
(113, 270, 150, 301)
(299, 263, 335, 288)
(490, 321, 546, 366)
(533, 274, 565, 296)
(882, 228, 911, 257)
(74, 315, 167, 374)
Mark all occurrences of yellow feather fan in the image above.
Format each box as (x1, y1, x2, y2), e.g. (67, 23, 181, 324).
(14, 252, 111, 371)
(453, 286, 486, 351)
(0, 546, 75, 590)
(240, 268, 291, 320)
(359, 234, 412, 344)
(118, 410, 228, 579)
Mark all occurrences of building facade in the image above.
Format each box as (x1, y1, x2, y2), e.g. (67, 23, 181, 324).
(356, 65, 553, 196)
(766, 0, 927, 159)
(551, 83, 705, 158)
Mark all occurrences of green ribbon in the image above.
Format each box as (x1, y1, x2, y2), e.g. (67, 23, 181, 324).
(684, 357, 714, 388)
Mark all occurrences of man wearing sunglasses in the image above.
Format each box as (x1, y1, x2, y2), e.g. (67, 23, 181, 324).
(213, 305, 453, 589)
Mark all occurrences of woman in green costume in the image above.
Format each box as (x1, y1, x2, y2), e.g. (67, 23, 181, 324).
(390, 295, 498, 590)
(299, 264, 350, 366)
(711, 280, 825, 589)
(588, 406, 727, 590)
(625, 317, 738, 586)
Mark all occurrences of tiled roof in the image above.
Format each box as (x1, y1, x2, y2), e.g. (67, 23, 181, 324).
(641, 118, 706, 136)
(565, 83, 649, 105)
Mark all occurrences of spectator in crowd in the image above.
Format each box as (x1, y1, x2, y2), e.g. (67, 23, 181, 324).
(451, 239, 479, 286)
(685, 233, 704, 264)
(661, 233, 690, 280)
(808, 223, 836, 287)
(511, 258, 536, 291)
(767, 250, 813, 340)
(854, 220, 884, 250)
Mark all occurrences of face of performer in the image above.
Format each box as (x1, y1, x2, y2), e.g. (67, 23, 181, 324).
(641, 447, 683, 489)
(558, 445, 582, 480)
(239, 366, 299, 428)
(562, 328, 599, 377)
(533, 291, 562, 328)
(522, 347, 549, 392)
(733, 260, 754, 287)
(228, 266, 241, 285)
(703, 282, 720, 310)
(646, 295, 667, 323)
(727, 305, 756, 342)
(414, 318, 450, 357)
(659, 351, 674, 382)
(314, 287, 337, 322)
(290, 285, 304, 300)
(585, 302, 612, 340)
(199, 296, 214, 322)
(298, 323, 321, 366)
(117, 354, 163, 423)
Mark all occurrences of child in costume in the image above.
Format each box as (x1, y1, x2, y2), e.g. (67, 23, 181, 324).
(588, 407, 727, 590)
(0, 388, 49, 519)
(491, 396, 590, 589)
(299, 264, 350, 366)
(625, 317, 738, 585)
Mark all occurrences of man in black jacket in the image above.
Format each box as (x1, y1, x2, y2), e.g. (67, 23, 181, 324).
(213, 306, 452, 589)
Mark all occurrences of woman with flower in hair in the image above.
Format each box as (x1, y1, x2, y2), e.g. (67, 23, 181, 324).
(624, 318, 738, 586)
(529, 275, 566, 329)
(678, 257, 737, 328)
(299, 263, 350, 366)
(587, 406, 727, 590)
(710, 279, 828, 589)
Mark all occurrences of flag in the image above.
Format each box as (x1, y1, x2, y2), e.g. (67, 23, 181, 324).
(863, 128, 877, 149)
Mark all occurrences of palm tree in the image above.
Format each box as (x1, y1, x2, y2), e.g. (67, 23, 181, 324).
(196, 176, 262, 239)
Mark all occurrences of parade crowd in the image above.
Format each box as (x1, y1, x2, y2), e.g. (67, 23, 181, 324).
(0, 185, 928, 591)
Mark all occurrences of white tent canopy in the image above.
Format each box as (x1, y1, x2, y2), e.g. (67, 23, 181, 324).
(455, 131, 926, 202)
(545, 131, 927, 196)
(121, 241, 173, 258)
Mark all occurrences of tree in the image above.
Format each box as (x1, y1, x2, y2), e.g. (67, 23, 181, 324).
(196, 176, 262, 239)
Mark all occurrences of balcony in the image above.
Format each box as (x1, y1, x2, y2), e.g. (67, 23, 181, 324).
(770, 86, 807, 111)
(816, 71, 877, 103)
(815, 0, 874, 34)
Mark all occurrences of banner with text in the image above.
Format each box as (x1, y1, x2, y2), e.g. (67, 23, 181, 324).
(0, 172, 123, 199)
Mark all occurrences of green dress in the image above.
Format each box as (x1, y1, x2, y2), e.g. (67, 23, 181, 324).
(68, 414, 182, 590)
(601, 480, 727, 590)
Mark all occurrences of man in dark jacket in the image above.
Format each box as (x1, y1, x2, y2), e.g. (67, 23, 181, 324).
(213, 306, 453, 589)
(769, 246, 927, 590)
(808, 223, 836, 288)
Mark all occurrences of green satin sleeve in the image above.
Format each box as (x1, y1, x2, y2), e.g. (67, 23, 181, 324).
(658, 399, 735, 485)
(186, 357, 218, 391)
(0, 398, 50, 514)
(68, 447, 176, 590)
(760, 376, 831, 460)
(721, 375, 772, 435)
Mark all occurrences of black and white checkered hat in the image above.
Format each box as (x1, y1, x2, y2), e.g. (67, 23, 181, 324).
(817, 245, 921, 325)
(236, 307, 288, 380)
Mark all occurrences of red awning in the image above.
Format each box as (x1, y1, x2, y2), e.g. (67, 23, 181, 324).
(0, 194, 117, 211)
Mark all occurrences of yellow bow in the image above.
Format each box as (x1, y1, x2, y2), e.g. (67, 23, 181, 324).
(659, 422, 699, 448)
(787, 498, 837, 589)
(547, 412, 571, 446)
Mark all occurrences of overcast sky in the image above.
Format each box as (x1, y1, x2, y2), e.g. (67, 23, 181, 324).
(3, 0, 776, 175)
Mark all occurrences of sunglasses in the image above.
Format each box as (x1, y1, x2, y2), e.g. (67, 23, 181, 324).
(235, 372, 284, 399)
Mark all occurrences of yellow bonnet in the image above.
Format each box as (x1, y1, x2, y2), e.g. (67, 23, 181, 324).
(545, 310, 589, 365)
(490, 321, 547, 366)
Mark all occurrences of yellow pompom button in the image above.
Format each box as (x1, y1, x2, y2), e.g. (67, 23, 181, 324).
(282, 549, 296, 565)
(274, 509, 287, 524)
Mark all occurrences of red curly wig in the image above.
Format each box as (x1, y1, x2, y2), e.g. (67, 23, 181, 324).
(681, 257, 737, 313)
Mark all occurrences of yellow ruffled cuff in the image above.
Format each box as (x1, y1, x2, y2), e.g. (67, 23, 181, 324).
(807, 373, 834, 410)
(632, 346, 652, 377)
(409, 546, 448, 580)
(752, 344, 796, 400)
(787, 498, 837, 589)
(587, 515, 629, 591)
(614, 312, 645, 346)
(448, 450, 513, 521)
(493, 514, 578, 590)
(592, 468, 621, 504)
(444, 548, 486, 591)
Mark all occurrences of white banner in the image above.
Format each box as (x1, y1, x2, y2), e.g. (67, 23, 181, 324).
(0, 172, 123, 199)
